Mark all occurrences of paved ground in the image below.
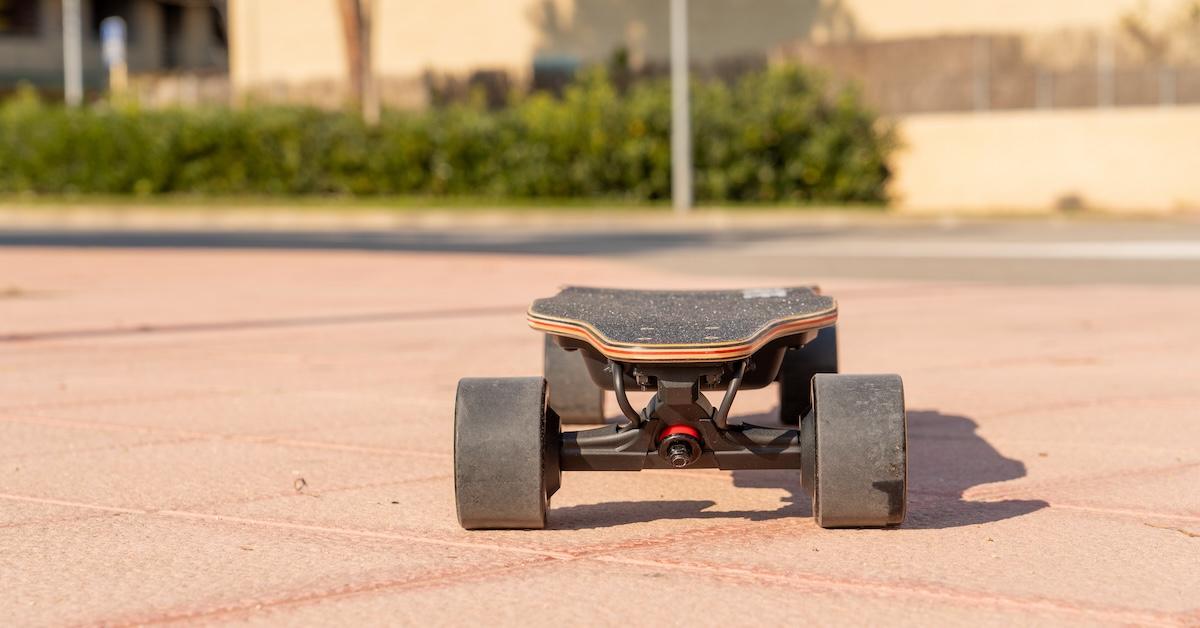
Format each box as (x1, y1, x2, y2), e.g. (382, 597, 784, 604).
(3, 215, 1200, 626)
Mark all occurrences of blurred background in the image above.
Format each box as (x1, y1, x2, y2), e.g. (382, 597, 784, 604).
(1, 0, 1199, 212)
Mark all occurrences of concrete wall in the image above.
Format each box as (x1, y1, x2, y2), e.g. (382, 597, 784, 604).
(891, 106, 1200, 213)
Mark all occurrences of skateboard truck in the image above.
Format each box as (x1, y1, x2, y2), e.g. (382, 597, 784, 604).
(566, 358, 793, 471)
(454, 286, 907, 531)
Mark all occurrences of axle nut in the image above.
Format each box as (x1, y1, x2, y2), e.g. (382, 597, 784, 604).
(657, 425, 702, 468)
(666, 442, 694, 467)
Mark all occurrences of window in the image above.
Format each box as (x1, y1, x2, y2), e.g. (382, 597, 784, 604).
(0, 0, 40, 36)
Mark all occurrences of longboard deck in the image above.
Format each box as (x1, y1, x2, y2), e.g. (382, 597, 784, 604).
(528, 286, 837, 363)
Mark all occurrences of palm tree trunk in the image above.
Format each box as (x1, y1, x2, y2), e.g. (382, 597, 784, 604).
(337, 0, 379, 124)
(336, 0, 364, 107)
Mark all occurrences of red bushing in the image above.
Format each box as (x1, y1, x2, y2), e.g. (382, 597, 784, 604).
(658, 424, 700, 443)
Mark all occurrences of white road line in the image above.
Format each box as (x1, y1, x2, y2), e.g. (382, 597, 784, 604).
(746, 240, 1200, 260)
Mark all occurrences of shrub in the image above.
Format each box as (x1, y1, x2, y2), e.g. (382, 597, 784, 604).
(0, 67, 895, 203)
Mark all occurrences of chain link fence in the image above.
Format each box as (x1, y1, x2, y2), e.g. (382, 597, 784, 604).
(776, 31, 1200, 114)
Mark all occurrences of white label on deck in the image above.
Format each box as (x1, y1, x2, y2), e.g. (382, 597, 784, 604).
(743, 288, 787, 299)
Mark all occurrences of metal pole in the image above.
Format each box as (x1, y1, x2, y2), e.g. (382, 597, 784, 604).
(669, 0, 692, 213)
(63, 0, 83, 106)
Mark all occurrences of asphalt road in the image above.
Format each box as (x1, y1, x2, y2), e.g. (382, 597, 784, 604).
(3, 214, 1200, 284)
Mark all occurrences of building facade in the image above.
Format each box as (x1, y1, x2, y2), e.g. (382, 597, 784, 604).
(0, 0, 226, 93)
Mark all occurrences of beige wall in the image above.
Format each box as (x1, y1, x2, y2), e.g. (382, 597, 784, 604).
(228, 0, 346, 87)
(375, 0, 544, 77)
(891, 106, 1200, 213)
(228, 0, 551, 91)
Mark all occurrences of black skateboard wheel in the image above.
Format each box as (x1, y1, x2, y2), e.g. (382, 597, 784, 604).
(778, 325, 839, 424)
(543, 336, 605, 424)
(454, 377, 561, 529)
(803, 373, 906, 528)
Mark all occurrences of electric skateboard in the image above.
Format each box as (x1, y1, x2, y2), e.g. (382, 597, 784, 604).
(454, 286, 906, 530)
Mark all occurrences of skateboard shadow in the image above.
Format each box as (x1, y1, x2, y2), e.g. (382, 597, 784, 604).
(549, 409, 1046, 530)
(896, 409, 1048, 529)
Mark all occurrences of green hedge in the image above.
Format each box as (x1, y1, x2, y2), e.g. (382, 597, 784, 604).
(0, 66, 895, 203)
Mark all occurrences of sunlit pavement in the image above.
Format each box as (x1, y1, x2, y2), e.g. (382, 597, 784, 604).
(3, 218, 1199, 625)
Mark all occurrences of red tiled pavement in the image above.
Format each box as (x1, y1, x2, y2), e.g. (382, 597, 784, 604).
(2, 246, 1199, 626)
